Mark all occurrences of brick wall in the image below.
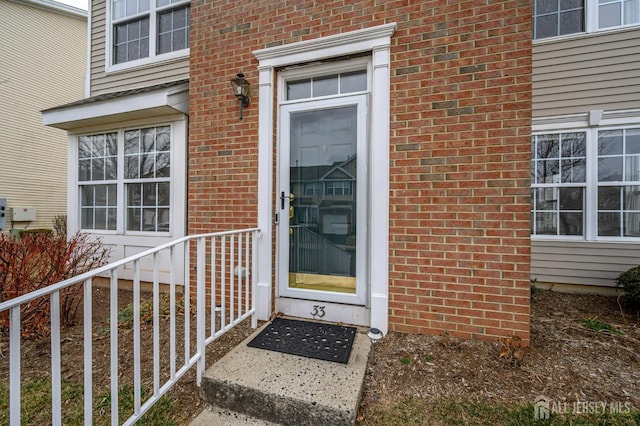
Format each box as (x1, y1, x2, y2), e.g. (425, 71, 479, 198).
(189, 0, 532, 343)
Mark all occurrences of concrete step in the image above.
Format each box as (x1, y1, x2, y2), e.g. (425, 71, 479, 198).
(197, 320, 371, 426)
(190, 406, 280, 426)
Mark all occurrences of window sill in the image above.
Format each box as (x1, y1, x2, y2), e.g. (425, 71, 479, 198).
(79, 229, 172, 237)
(533, 24, 640, 46)
(531, 235, 585, 241)
(532, 236, 640, 243)
(106, 49, 190, 75)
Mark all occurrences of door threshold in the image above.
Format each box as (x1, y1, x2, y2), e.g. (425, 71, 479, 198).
(275, 297, 370, 327)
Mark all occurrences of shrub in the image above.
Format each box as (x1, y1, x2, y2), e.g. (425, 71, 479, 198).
(21, 229, 53, 235)
(0, 232, 110, 338)
(52, 215, 67, 237)
(616, 265, 640, 308)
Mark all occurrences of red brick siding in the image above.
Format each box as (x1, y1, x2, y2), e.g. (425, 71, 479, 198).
(189, 0, 532, 344)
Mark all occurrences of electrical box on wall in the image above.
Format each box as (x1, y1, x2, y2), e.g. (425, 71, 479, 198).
(12, 207, 36, 222)
(0, 198, 6, 229)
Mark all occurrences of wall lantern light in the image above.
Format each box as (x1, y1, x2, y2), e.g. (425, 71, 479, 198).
(230, 72, 251, 120)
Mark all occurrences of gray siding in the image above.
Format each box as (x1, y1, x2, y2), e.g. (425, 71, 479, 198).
(531, 240, 640, 288)
(532, 27, 640, 118)
(89, 0, 189, 96)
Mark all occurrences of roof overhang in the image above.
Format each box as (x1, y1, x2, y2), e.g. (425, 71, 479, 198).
(10, 0, 87, 19)
(42, 81, 189, 131)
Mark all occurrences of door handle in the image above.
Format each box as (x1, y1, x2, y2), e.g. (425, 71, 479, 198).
(280, 192, 294, 210)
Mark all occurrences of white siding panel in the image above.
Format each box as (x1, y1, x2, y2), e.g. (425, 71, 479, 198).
(89, 0, 189, 96)
(0, 1, 86, 231)
(532, 28, 640, 117)
(531, 240, 640, 288)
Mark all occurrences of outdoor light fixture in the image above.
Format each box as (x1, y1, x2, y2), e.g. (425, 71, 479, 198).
(230, 72, 250, 120)
(367, 327, 384, 364)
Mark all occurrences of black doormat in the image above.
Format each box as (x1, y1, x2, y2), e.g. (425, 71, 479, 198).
(247, 318, 357, 364)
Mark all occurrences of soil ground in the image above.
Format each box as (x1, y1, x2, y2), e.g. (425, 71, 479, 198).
(358, 289, 640, 423)
(1, 288, 639, 424)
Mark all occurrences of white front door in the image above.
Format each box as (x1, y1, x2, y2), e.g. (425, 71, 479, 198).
(276, 94, 369, 325)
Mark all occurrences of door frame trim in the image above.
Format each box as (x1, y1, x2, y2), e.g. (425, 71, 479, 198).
(253, 23, 395, 333)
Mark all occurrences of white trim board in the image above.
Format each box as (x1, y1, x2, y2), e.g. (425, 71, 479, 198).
(42, 84, 189, 130)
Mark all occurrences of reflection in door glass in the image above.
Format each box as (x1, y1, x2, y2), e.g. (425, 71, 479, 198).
(289, 106, 357, 294)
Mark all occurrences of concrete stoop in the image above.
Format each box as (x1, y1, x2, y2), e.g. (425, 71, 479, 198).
(195, 321, 371, 426)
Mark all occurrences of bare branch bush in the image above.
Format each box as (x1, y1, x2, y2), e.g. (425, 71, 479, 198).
(0, 231, 110, 338)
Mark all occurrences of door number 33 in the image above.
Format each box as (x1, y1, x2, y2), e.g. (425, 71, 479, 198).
(310, 305, 326, 318)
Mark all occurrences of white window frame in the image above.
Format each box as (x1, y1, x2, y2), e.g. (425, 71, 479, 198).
(531, 131, 587, 238)
(533, 0, 586, 40)
(533, 0, 640, 42)
(122, 126, 172, 233)
(325, 180, 354, 196)
(597, 0, 640, 29)
(532, 110, 640, 241)
(77, 132, 119, 232)
(105, 0, 191, 73)
(71, 120, 184, 237)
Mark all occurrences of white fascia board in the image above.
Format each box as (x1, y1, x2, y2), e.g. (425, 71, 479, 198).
(532, 108, 640, 132)
(532, 114, 589, 131)
(43, 84, 189, 130)
(11, 0, 87, 19)
(167, 88, 189, 115)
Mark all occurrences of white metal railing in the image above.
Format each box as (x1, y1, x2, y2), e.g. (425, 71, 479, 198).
(0, 228, 260, 426)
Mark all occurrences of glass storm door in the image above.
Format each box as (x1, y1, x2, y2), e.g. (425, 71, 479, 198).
(278, 95, 367, 307)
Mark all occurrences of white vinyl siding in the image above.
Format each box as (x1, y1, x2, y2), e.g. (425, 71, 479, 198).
(89, 0, 189, 96)
(0, 1, 86, 231)
(531, 240, 640, 287)
(532, 27, 640, 117)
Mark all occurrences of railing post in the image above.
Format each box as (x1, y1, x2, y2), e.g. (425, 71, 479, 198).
(230, 234, 235, 323)
(109, 270, 119, 426)
(133, 261, 141, 416)
(153, 252, 160, 396)
(237, 233, 242, 318)
(83, 279, 93, 425)
(51, 291, 62, 426)
(221, 236, 226, 330)
(169, 246, 176, 380)
(184, 240, 191, 364)
(245, 231, 250, 315)
(196, 237, 206, 386)
(210, 236, 217, 336)
(251, 230, 258, 329)
(9, 306, 21, 426)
